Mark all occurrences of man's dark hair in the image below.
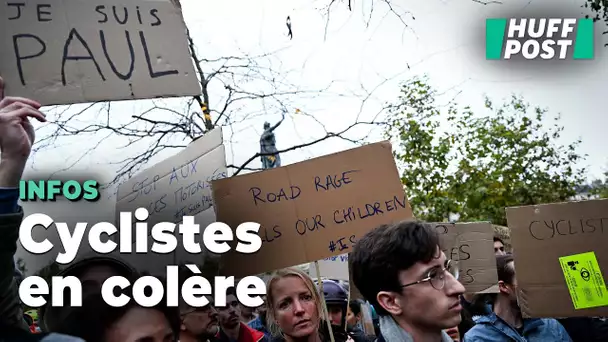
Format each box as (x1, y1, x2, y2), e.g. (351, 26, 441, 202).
(493, 236, 504, 245)
(55, 289, 180, 342)
(349, 299, 363, 316)
(496, 253, 515, 284)
(226, 286, 237, 297)
(350, 220, 440, 316)
(484, 253, 516, 305)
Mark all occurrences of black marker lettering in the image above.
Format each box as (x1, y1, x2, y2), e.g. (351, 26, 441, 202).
(461, 269, 475, 284)
(372, 201, 383, 214)
(349, 235, 356, 245)
(12, 34, 46, 86)
(393, 195, 407, 209)
(61, 28, 106, 86)
(100, 30, 135, 80)
(7, 3, 25, 20)
(295, 220, 306, 235)
(555, 220, 569, 236)
(314, 215, 325, 229)
(435, 224, 449, 235)
(250, 187, 264, 205)
(528, 220, 554, 241)
(333, 210, 344, 224)
(140, 31, 178, 78)
(150, 9, 161, 26)
(112, 5, 128, 24)
(584, 218, 597, 233)
(95, 5, 108, 23)
(459, 244, 471, 261)
(136, 6, 143, 25)
(36, 4, 51, 22)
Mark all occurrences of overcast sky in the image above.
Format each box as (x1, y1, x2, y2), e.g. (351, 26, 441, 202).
(15, 0, 608, 273)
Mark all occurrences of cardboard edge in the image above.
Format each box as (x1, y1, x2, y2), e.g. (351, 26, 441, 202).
(116, 127, 223, 200)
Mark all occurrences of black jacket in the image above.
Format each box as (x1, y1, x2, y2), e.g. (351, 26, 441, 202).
(558, 317, 608, 342)
(0, 208, 30, 333)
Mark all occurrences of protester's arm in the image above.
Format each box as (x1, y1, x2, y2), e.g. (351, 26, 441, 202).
(0, 164, 28, 332)
(0, 76, 47, 332)
(0, 188, 28, 331)
(0, 187, 19, 214)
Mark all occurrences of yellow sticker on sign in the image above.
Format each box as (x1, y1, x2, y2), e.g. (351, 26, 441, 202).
(559, 251, 608, 310)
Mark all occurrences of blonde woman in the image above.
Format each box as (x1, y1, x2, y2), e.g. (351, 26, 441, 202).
(266, 268, 351, 342)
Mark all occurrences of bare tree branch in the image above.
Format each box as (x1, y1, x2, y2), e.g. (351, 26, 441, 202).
(34, 23, 378, 188)
(37, 1, 465, 187)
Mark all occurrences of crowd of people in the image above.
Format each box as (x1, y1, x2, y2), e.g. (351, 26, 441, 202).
(1, 76, 608, 342)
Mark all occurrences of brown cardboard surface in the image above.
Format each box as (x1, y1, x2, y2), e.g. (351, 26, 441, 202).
(211, 141, 413, 278)
(433, 222, 498, 293)
(506, 199, 608, 318)
(113, 128, 226, 275)
(116, 128, 226, 227)
(0, 0, 200, 106)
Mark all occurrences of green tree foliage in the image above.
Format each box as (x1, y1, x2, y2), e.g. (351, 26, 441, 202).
(579, 171, 608, 198)
(590, 173, 608, 198)
(583, 0, 608, 46)
(384, 76, 587, 226)
(583, 0, 608, 22)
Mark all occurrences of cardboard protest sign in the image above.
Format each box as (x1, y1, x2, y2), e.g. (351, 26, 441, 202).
(212, 141, 413, 278)
(0, 0, 200, 106)
(506, 199, 608, 318)
(115, 128, 226, 275)
(432, 222, 498, 293)
(309, 254, 349, 281)
(116, 127, 226, 226)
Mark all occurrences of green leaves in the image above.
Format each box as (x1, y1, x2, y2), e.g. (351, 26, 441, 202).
(384, 75, 587, 225)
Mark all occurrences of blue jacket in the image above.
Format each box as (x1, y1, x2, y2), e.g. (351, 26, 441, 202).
(464, 313, 572, 342)
(247, 316, 271, 340)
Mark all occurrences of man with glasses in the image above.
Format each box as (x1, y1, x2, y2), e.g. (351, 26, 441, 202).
(215, 287, 268, 342)
(179, 297, 220, 342)
(177, 266, 220, 342)
(350, 220, 465, 342)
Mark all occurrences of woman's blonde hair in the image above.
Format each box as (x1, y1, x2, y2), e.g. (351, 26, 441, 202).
(265, 267, 323, 337)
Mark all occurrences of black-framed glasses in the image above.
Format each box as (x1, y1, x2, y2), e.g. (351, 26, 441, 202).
(400, 259, 459, 291)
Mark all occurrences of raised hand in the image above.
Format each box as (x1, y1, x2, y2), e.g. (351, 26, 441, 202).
(0, 76, 46, 161)
(0, 76, 47, 187)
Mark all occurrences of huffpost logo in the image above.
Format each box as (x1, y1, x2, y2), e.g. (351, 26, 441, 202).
(486, 18, 594, 60)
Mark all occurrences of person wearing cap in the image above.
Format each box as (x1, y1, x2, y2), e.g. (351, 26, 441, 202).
(0, 76, 85, 342)
(320, 279, 349, 328)
(319, 280, 371, 342)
